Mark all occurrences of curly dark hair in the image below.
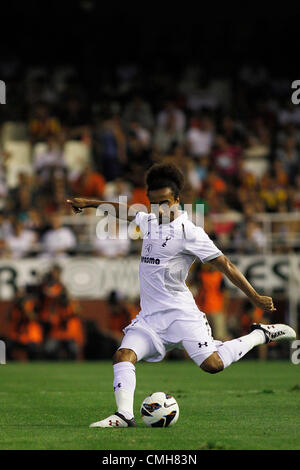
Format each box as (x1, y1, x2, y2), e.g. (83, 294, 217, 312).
(145, 163, 185, 198)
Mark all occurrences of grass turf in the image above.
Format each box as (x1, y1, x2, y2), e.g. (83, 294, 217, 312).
(0, 360, 299, 450)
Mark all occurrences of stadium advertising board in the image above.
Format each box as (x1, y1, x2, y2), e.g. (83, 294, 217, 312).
(0, 255, 297, 300)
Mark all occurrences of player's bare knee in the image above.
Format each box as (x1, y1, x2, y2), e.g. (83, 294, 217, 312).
(200, 353, 224, 374)
(113, 348, 137, 365)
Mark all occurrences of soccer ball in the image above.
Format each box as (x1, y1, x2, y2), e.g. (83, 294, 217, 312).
(140, 392, 179, 427)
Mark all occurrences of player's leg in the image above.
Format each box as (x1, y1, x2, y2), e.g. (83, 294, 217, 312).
(176, 314, 296, 373)
(201, 322, 297, 372)
(167, 316, 221, 372)
(90, 329, 158, 428)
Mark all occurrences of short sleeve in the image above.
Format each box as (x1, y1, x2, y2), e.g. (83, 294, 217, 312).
(133, 211, 154, 235)
(183, 226, 222, 263)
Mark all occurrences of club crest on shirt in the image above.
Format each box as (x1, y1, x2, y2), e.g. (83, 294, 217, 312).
(162, 236, 172, 247)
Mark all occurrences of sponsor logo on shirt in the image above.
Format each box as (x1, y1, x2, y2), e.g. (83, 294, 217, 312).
(141, 256, 161, 265)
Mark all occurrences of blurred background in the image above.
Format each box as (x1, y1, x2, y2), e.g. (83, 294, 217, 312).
(0, 2, 299, 362)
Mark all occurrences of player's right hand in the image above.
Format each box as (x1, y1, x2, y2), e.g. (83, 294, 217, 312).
(66, 198, 86, 214)
(253, 295, 276, 313)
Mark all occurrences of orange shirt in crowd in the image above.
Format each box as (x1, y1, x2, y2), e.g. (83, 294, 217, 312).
(49, 303, 84, 346)
(10, 320, 43, 345)
(29, 118, 61, 140)
(196, 271, 225, 314)
(130, 187, 149, 209)
(71, 172, 106, 198)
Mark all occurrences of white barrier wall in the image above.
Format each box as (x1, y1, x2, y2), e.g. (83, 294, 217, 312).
(0, 255, 298, 300)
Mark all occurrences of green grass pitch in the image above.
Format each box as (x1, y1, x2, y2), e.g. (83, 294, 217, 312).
(0, 359, 299, 450)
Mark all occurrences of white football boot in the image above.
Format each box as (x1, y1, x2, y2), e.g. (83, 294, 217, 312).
(89, 412, 137, 428)
(250, 323, 296, 343)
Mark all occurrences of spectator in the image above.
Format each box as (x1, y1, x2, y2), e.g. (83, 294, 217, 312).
(4, 219, 37, 258)
(93, 220, 130, 258)
(29, 102, 61, 143)
(195, 263, 230, 342)
(34, 136, 66, 185)
(186, 116, 214, 159)
(70, 165, 106, 199)
(212, 135, 242, 183)
(241, 134, 270, 179)
(92, 112, 126, 181)
(44, 293, 84, 360)
(157, 101, 186, 132)
(123, 95, 154, 130)
(276, 136, 299, 182)
(105, 290, 131, 343)
(60, 96, 90, 140)
(42, 215, 76, 257)
(7, 289, 43, 360)
(153, 112, 184, 154)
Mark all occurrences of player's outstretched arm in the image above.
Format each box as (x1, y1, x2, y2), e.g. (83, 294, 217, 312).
(66, 197, 136, 221)
(209, 254, 276, 313)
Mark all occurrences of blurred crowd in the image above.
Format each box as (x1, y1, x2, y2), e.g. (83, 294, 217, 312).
(5, 263, 141, 361)
(0, 62, 300, 258)
(6, 264, 84, 360)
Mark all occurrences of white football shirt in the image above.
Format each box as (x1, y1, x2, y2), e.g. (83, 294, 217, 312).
(134, 210, 222, 327)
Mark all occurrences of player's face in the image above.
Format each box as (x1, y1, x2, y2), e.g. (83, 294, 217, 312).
(148, 187, 180, 224)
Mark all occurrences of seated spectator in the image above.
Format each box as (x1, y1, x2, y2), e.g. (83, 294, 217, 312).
(157, 100, 186, 132)
(59, 96, 90, 140)
(128, 121, 151, 149)
(4, 219, 37, 258)
(241, 134, 270, 179)
(9, 172, 33, 215)
(92, 111, 126, 181)
(212, 135, 242, 183)
(123, 95, 154, 130)
(126, 124, 151, 169)
(34, 136, 66, 185)
(276, 136, 299, 182)
(29, 102, 61, 143)
(93, 220, 130, 258)
(42, 215, 76, 257)
(245, 220, 267, 253)
(70, 165, 106, 199)
(290, 175, 300, 211)
(219, 115, 245, 146)
(277, 122, 300, 148)
(153, 112, 184, 154)
(186, 116, 214, 159)
(102, 178, 132, 202)
(277, 99, 300, 126)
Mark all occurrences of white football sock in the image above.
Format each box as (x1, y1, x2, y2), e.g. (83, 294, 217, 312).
(217, 330, 265, 369)
(113, 361, 136, 420)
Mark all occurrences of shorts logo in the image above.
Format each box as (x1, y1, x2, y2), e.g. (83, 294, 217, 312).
(198, 342, 208, 348)
(113, 382, 122, 392)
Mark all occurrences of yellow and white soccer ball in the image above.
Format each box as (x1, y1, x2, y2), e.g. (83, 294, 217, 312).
(140, 392, 179, 427)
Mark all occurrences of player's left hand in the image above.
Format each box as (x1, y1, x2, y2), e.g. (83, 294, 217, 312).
(253, 295, 276, 313)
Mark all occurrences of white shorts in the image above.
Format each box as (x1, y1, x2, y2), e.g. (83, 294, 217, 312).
(118, 312, 219, 367)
